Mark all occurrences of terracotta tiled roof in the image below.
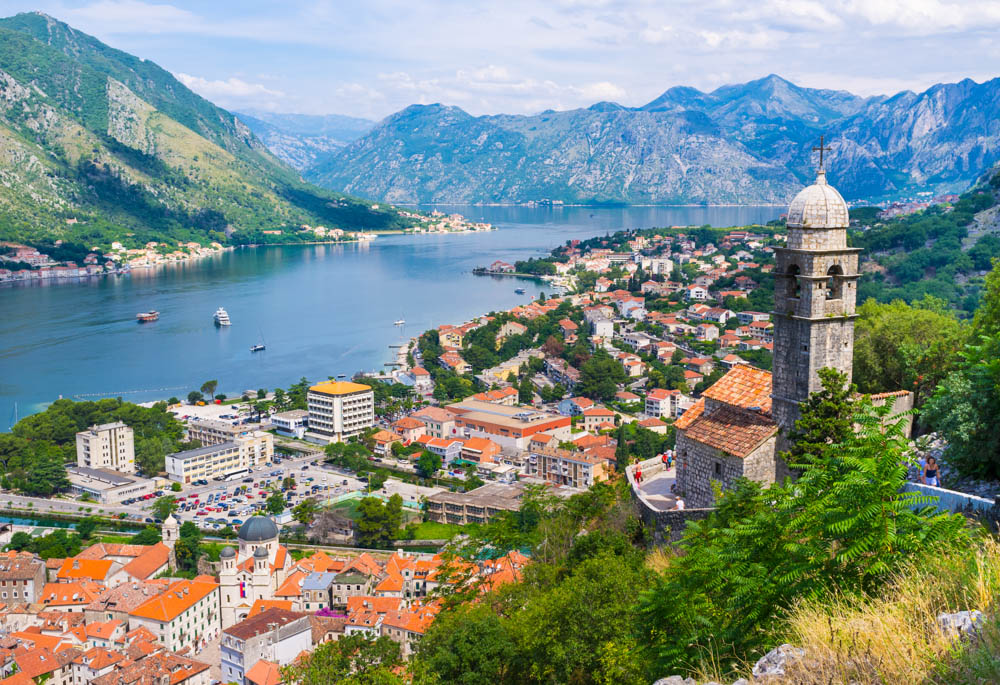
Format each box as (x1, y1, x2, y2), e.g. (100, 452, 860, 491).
(246, 659, 283, 685)
(90, 650, 209, 685)
(129, 579, 217, 623)
(346, 596, 401, 614)
(683, 405, 777, 458)
(674, 399, 705, 430)
(374, 573, 404, 593)
(56, 558, 113, 582)
(39, 581, 101, 607)
(638, 418, 667, 427)
(701, 365, 773, 412)
(74, 646, 125, 670)
(274, 570, 306, 598)
(392, 417, 424, 430)
(122, 544, 170, 581)
(248, 599, 294, 618)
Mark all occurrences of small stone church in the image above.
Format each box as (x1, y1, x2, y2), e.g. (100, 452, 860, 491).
(674, 165, 913, 508)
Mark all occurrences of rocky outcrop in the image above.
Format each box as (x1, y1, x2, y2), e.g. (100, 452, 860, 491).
(106, 78, 157, 156)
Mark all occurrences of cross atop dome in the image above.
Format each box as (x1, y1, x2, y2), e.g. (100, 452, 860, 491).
(812, 135, 832, 173)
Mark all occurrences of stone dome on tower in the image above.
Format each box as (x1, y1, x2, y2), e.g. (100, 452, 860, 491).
(786, 170, 849, 229)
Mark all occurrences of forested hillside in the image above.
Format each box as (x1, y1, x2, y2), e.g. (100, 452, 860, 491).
(851, 161, 1000, 314)
(0, 12, 410, 250)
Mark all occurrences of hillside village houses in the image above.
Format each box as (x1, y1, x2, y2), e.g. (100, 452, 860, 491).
(0, 176, 873, 681)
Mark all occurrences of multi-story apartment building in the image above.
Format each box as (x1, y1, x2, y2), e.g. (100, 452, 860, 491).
(526, 445, 608, 489)
(410, 406, 455, 439)
(128, 579, 221, 653)
(165, 431, 273, 483)
(425, 483, 525, 525)
(446, 399, 571, 451)
(221, 608, 311, 685)
(186, 419, 260, 446)
(305, 381, 375, 444)
(75, 422, 135, 474)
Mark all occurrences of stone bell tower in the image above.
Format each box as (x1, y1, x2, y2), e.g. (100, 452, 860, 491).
(771, 139, 861, 449)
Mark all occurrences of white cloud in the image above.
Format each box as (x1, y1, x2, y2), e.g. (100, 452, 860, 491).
(12, 0, 997, 118)
(175, 73, 284, 100)
(64, 0, 199, 33)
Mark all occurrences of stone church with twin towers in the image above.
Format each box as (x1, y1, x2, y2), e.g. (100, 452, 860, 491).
(674, 151, 912, 508)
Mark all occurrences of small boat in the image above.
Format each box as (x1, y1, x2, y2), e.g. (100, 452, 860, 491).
(214, 307, 231, 326)
(393, 319, 405, 326)
(136, 310, 159, 322)
(337, 374, 347, 378)
(514, 287, 526, 294)
(250, 344, 265, 352)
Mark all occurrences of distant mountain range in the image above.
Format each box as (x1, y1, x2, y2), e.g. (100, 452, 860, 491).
(0, 12, 407, 247)
(283, 74, 1000, 205)
(235, 111, 374, 170)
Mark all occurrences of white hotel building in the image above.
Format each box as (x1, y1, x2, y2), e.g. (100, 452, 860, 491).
(305, 381, 375, 444)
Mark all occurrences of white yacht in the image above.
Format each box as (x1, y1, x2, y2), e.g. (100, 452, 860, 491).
(214, 307, 231, 326)
(393, 318, 405, 326)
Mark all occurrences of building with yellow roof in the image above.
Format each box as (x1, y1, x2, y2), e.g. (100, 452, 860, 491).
(306, 380, 374, 444)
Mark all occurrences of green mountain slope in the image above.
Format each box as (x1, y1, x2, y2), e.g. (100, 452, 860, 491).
(851, 161, 1000, 313)
(0, 12, 410, 248)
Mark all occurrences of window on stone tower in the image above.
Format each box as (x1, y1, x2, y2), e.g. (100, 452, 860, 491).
(786, 264, 801, 298)
(825, 265, 844, 299)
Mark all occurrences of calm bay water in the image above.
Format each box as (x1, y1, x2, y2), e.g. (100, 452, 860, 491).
(0, 205, 779, 425)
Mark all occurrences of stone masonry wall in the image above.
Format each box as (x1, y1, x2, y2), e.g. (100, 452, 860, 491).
(626, 456, 714, 544)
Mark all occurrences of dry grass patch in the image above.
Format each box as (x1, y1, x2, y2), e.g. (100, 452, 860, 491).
(774, 538, 1000, 685)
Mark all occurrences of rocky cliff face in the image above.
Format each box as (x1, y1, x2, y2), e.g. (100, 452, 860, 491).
(236, 111, 374, 170)
(305, 75, 1000, 204)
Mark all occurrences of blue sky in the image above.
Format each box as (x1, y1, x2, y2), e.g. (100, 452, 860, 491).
(5, 0, 1000, 120)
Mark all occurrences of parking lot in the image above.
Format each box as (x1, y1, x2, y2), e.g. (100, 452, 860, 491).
(120, 447, 443, 533)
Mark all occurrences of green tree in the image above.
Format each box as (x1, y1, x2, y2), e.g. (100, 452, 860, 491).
(386, 493, 404, 536)
(578, 349, 626, 401)
(853, 296, 966, 406)
(132, 526, 162, 545)
(923, 331, 1000, 478)
(266, 491, 286, 515)
(199, 380, 218, 399)
(171, 482, 182, 492)
(293, 499, 319, 526)
(416, 451, 442, 478)
(174, 521, 203, 574)
(518, 376, 534, 404)
(187, 391, 203, 404)
(355, 497, 397, 549)
(782, 367, 855, 468)
(6, 531, 32, 551)
(151, 495, 177, 521)
(367, 471, 387, 492)
(76, 517, 98, 540)
(416, 604, 518, 685)
(282, 634, 404, 685)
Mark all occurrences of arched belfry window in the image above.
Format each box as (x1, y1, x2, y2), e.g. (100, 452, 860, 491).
(786, 264, 801, 299)
(826, 264, 844, 300)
